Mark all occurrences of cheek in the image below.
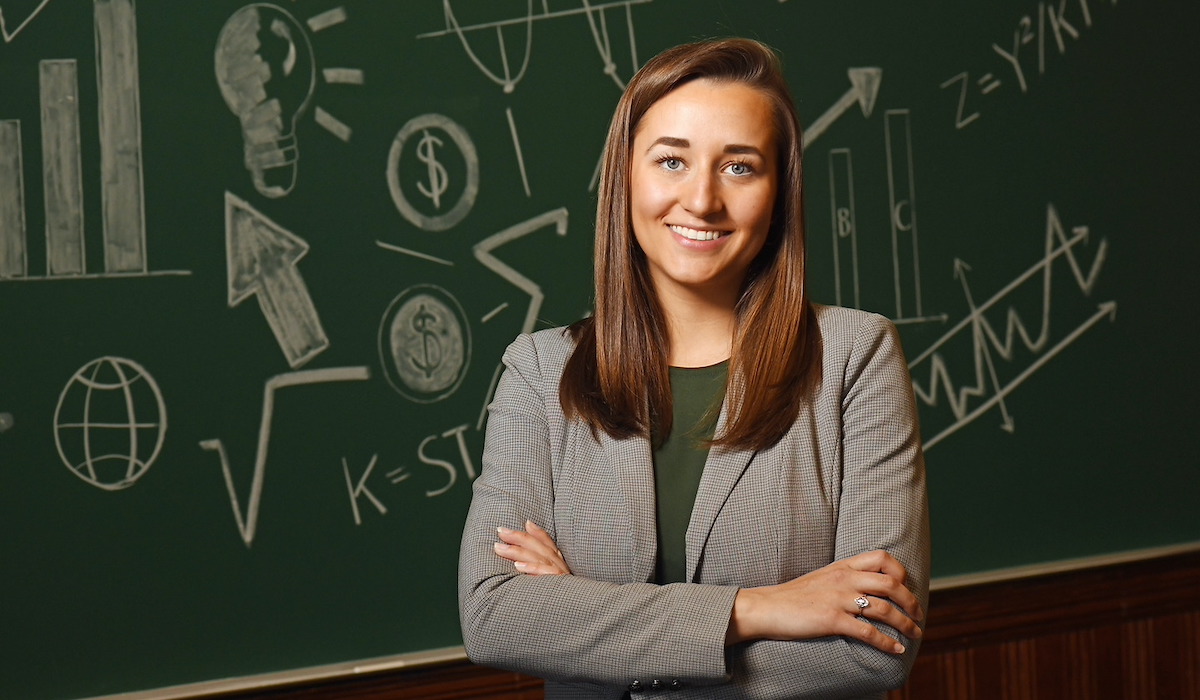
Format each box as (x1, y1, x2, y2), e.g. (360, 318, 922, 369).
(732, 187, 778, 234)
(629, 172, 673, 224)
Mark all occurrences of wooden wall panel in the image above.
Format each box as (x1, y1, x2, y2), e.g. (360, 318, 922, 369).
(216, 551, 1200, 699)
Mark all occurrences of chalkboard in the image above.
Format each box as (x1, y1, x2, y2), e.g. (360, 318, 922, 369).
(2, 1, 1197, 698)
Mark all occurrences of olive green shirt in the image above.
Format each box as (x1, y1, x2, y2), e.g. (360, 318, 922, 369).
(652, 362, 728, 584)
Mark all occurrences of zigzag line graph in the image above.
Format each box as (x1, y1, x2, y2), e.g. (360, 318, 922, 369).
(910, 203, 1116, 450)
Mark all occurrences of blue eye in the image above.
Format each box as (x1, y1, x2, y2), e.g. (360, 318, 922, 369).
(656, 156, 684, 171)
(727, 162, 752, 176)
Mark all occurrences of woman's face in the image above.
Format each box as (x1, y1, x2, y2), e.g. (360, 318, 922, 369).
(628, 78, 778, 302)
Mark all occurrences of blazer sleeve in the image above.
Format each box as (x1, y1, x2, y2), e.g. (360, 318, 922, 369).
(458, 333, 739, 689)
(718, 312, 931, 700)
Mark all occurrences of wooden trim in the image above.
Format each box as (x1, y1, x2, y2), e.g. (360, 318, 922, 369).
(919, 549, 1200, 651)
(929, 541, 1200, 590)
(207, 550, 1200, 699)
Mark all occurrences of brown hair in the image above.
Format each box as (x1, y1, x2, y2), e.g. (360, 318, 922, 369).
(560, 38, 821, 451)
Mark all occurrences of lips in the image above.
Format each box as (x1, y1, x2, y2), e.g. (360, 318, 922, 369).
(668, 224, 730, 241)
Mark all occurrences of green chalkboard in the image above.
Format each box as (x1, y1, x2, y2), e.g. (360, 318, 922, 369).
(2, 1, 1197, 697)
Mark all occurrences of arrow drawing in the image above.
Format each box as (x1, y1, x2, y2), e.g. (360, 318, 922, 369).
(473, 207, 568, 334)
(922, 302, 1116, 450)
(199, 366, 370, 547)
(910, 204, 1113, 449)
(1, 0, 52, 43)
(955, 260, 1015, 434)
(225, 191, 329, 368)
(803, 67, 882, 149)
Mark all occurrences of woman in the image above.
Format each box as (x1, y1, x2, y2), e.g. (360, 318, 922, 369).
(459, 38, 929, 699)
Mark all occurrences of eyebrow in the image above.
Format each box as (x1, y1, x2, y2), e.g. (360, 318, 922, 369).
(645, 136, 766, 158)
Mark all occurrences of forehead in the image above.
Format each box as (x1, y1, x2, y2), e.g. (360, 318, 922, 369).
(634, 79, 777, 149)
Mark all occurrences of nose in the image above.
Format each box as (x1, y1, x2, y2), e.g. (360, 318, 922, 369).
(681, 171, 722, 218)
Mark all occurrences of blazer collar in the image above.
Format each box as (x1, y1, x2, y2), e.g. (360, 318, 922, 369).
(685, 396, 756, 582)
(599, 392, 757, 584)
(600, 428, 658, 582)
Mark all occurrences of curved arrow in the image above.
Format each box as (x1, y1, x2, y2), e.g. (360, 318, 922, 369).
(225, 191, 328, 368)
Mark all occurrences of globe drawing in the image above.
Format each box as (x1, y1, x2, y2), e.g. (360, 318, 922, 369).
(54, 356, 167, 490)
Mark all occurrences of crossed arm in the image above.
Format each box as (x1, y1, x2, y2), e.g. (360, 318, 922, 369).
(494, 522, 922, 655)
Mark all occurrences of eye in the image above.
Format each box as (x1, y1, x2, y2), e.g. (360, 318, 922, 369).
(655, 155, 684, 172)
(726, 161, 754, 176)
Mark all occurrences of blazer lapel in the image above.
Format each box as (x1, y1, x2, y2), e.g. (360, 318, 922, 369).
(684, 396, 756, 582)
(600, 430, 658, 583)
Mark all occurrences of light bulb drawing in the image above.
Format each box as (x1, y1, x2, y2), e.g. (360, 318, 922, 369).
(215, 4, 316, 199)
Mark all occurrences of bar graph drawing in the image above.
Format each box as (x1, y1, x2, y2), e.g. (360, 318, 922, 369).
(0, 0, 189, 282)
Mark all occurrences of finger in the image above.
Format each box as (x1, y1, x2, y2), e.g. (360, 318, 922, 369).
(853, 571, 923, 622)
(524, 521, 562, 555)
(841, 616, 907, 655)
(492, 541, 530, 564)
(849, 550, 908, 585)
(856, 596, 923, 640)
(498, 526, 560, 562)
(513, 560, 564, 575)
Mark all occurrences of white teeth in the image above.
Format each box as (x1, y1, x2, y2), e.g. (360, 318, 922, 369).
(669, 224, 727, 241)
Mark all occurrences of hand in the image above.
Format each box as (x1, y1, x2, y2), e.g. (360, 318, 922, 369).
(493, 520, 571, 575)
(726, 550, 923, 654)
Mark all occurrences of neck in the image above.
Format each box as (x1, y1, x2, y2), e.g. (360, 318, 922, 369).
(655, 282, 739, 368)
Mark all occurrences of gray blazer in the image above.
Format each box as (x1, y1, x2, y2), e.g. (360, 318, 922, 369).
(459, 305, 930, 700)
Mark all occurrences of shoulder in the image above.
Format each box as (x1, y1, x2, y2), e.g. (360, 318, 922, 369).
(501, 325, 577, 383)
(811, 304, 913, 393)
(812, 303, 900, 354)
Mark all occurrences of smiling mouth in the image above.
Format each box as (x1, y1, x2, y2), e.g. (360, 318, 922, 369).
(668, 224, 730, 242)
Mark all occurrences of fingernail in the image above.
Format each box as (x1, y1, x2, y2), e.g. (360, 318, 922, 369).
(514, 561, 527, 570)
(493, 542, 508, 550)
(894, 643, 906, 654)
(497, 526, 511, 535)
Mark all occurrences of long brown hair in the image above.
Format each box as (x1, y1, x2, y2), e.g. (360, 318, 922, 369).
(560, 38, 821, 451)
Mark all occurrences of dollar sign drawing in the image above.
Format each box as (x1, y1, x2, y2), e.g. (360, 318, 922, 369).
(416, 129, 449, 210)
(410, 304, 443, 378)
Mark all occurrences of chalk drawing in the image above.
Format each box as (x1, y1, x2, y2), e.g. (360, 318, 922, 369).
(828, 148, 859, 309)
(803, 67, 882, 150)
(343, 454, 386, 525)
(472, 207, 569, 334)
(378, 284, 471, 403)
(96, 0, 146, 273)
(419, 0, 650, 93)
(420, 423, 474, 498)
(909, 204, 1113, 449)
(199, 366, 370, 547)
(0, 0, 52, 43)
(387, 113, 479, 232)
(216, 4, 316, 199)
(421, 1, 649, 193)
(54, 356, 166, 491)
(374, 240, 455, 267)
(225, 191, 329, 368)
(40, 59, 85, 276)
(0, 121, 26, 278)
(1, 1, 190, 283)
(942, 1, 1117, 129)
(506, 106, 531, 197)
(885, 109, 927, 322)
